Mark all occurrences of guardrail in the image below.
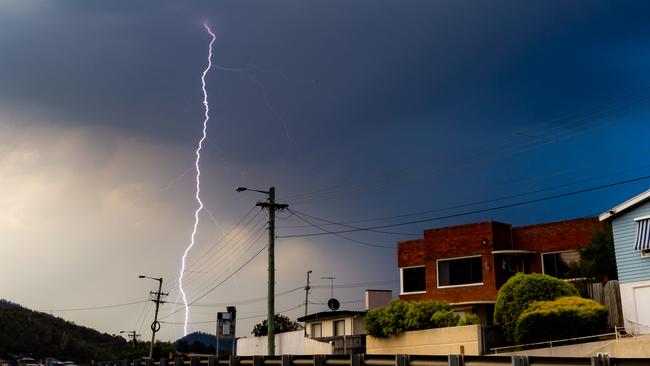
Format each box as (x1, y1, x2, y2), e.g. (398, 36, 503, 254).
(489, 331, 618, 354)
(94, 353, 649, 366)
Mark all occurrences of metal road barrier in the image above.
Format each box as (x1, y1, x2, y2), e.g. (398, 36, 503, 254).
(94, 354, 650, 366)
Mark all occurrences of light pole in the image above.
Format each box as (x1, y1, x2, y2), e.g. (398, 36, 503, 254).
(305, 270, 312, 317)
(235, 186, 288, 356)
(139, 275, 166, 359)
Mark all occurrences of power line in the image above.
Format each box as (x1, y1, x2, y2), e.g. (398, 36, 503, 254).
(279, 162, 650, 229)
(176, 217, 268, 294)
(159, 242, 269, 320)
(164, 279, 397, 308)
(279, 174, 650, 238)
(37, 300, 149, 312)
(160, 304, 305, 324)
(162, 207, 261, 292)
(288, 209, 396, 249)
(281, 92, 650, 205)
(183, 225, 268, 304)
(286, 209, 419, 236)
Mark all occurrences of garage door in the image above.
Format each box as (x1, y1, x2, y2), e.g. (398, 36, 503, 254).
(634, 285, 650, 334)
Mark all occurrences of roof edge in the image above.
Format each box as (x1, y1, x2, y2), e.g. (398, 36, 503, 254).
(599, 188, 650, 221)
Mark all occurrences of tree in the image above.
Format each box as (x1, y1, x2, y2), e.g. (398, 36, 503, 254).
(578, 225, 618, 282)
(251, 314, 302, 336)
(493, 273, 579, 342)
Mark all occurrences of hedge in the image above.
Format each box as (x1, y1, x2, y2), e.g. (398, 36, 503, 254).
(514, 296, 608, 344)
(494, 273, 579, 342)
(364, 300, 477, 337)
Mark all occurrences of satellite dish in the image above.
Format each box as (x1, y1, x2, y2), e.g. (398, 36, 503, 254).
(327, 298, 340, 311)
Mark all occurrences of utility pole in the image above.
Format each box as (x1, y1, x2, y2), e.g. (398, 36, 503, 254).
(236, 186, 288, 356)
(304, 270, 312, 317)
(120, 330, 140, 349)
(139, 275, 168, 359)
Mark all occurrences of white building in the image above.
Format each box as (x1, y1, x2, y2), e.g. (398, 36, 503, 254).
(600, 188, 650, 334)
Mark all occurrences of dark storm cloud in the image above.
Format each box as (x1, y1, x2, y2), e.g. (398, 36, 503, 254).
(4, 0, 650, 340)
(4, 0, 650, 161)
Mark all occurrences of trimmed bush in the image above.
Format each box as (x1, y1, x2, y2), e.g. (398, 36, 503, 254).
(514, 296, 608, 344)
(404, 301, 452, 330)
(431, 310, 460, 328)
(378, 300, 410, 336)
(494, 273, 579, 342)
(363, 306, 387, 337)
(364, 300, 463, 337)
(457, 313, 480, 326)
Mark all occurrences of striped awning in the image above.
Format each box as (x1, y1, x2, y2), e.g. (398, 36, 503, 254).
(634, 219, 650, 251)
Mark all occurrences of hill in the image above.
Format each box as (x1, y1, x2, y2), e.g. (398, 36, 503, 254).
(0, 299, 128, 362)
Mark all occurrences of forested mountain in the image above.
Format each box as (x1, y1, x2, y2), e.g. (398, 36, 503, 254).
(0, 299, 128, 362)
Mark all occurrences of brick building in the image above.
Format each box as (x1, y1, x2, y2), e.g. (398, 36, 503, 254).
(397, 217, 603, 324)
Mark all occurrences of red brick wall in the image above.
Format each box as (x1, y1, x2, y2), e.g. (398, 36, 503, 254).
(398, 222, 499, 303)
(512, 217, 604, 273)
(398, 217, 603, 304)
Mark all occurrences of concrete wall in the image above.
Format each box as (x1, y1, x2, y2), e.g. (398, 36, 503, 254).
(366, 325, 482, 355)
(304, 337, 334, 355)
(502, 335, 650, 358)
(236, 331, 332, 356)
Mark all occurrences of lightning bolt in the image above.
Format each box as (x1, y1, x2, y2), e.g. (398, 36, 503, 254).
(178, 22, 216, 336)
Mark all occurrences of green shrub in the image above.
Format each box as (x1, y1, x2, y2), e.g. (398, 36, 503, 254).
(379, 300, 410, 336)
(404, 301, 452, 330)
(457, 313, 480, 326)
(431, 310, 460, 328)
(514, 296, 608, 344)
(494, 273, 579, 342)
(364, 300, 461, 337)
(364, 306, 387, 337)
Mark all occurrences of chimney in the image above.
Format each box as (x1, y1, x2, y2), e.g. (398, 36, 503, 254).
(365, 289, 392, 310)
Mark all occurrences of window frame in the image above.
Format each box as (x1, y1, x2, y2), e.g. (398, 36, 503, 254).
(641, 249, 650, 259)
(400, 265, 426, 295)
(635, 216, 650, 257)
(310, 322, 322, 338)
(541, 249, 581, 280)
(333, 319, 346, 336)
(436, 254, 484, 289)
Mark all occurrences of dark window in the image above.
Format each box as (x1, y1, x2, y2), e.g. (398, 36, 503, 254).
(333, 320, 345, 336)
(438, 256, 483, 287)
(401, 266, 426, 293)
(542, 250, 580, 279)
(311, 323, 322, 338)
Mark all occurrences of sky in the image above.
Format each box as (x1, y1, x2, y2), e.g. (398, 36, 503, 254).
(2, 0, 650, 342)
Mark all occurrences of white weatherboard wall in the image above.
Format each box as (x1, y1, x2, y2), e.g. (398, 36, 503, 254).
(611, 200, 650, 334)
(237, 331, 332, 356)
(305, 315, 365, 338)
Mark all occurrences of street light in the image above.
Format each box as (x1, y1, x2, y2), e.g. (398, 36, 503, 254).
(236, 186, 269, 194)
(139, 274, 165, 359)
(236, 186, 287, 356)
